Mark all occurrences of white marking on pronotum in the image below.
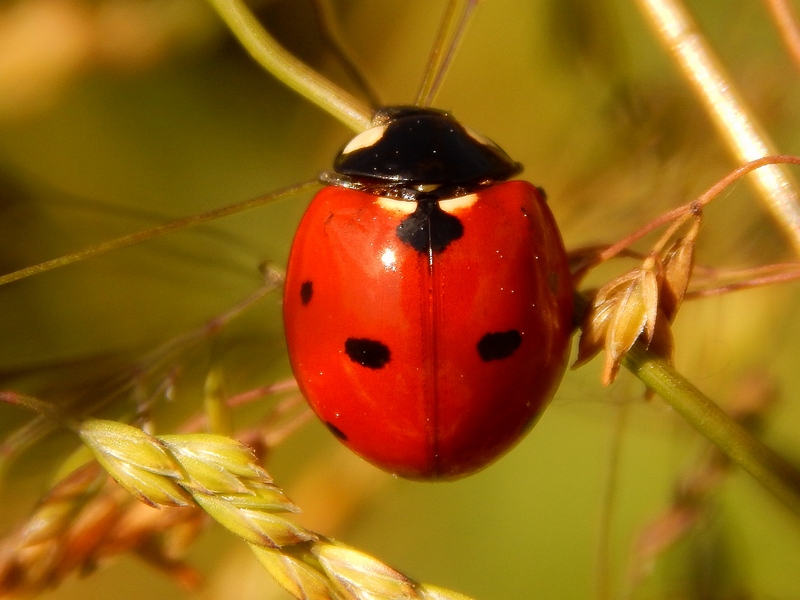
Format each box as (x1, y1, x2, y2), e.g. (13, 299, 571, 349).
(341, 125, 389, 154)
(463, 124, 496, 149)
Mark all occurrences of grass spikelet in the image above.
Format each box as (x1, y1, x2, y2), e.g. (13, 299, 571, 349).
(159, 434, 273, 483)
(192, 492, 315, 548)
(252, 540, 477, 600)
(314, 542, 419, 600)
(159, 433, 273, 495)
(251, 545, 338, 600)
(77, 419, 473, 599)
(78, 419, 315, 548)
(78, 420, 193, 507)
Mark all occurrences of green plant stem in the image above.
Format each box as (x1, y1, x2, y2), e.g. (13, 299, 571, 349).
(623, 342, 800, 515)
(206, 0, 372, 132)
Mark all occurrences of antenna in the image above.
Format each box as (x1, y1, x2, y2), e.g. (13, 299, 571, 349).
(414, 0, 481, 107)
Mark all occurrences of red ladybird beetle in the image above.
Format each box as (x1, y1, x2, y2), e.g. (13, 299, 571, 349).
(283, 106, 573, 480)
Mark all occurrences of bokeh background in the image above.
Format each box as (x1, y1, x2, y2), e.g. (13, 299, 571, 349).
(2, 0, 800, 598)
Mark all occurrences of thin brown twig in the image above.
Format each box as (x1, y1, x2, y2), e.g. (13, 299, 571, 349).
(178, 379, 301, 434)
(687, 262, 800, 298)
(581, 156, 800, 276)
(0, 181, 319, 288)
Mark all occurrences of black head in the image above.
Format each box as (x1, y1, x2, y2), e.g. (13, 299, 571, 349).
(323, 106, 522, 200)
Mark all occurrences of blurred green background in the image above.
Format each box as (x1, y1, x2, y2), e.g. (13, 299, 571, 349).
(2, 0, 800, 598)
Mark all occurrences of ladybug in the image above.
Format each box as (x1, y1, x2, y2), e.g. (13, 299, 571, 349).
(283, 106, 573, 480)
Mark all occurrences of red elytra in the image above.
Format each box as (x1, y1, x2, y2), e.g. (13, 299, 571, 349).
(283, 177, 573, 479)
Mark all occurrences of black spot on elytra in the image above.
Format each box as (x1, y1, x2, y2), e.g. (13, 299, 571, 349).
(396, 201, 463, 254)
(326, 422, 348, 441)
(535, 185, 547, 201)
(300, 281, 313, 305)
(344, 338, 391, 369)
(477, 330, 523, 362)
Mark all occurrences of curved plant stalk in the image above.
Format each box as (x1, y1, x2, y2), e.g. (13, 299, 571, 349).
(0, 180, 319, 287)
(206, 0, 372, 132)
(309, 0, 382, 109)
(634, 0, 800, 255)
